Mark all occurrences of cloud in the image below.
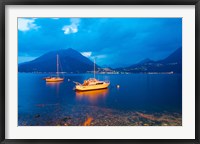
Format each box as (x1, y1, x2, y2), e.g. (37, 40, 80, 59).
(91, 54, 107, 59)
(81, 52, 92, 57)
(18, 18, 40, 31)
(62, 18, 80, 34)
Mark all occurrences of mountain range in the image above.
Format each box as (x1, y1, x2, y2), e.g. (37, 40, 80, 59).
(115, 48, 182, 73)
(18, 48, 182, 73)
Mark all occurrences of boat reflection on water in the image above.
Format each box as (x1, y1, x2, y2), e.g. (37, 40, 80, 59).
(83, 117, 93, 126)
(46, 81, 63, 87)
(76, 88, 108, 103)
(46, 81, 63, 96)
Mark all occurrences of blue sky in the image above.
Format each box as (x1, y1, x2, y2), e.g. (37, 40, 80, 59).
(18, 18, 182, 68)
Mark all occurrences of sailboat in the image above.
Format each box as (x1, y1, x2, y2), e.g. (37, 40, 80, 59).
(44, 54, 64, 82)
(74, 59, 110, 91)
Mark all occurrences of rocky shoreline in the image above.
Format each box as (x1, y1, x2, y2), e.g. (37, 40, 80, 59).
(18, 104, 182, 126)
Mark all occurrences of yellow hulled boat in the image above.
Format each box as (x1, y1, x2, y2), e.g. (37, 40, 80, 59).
(45, 77, 64, 82)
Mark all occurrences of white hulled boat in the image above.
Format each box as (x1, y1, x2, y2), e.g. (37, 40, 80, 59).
(74, 59, 110, 91)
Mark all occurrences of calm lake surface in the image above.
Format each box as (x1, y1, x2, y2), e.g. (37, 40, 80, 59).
(18, 73, 182, 126)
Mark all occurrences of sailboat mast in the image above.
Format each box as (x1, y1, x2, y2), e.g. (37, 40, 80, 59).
(57, 54, 59, 77)
(94, 58, 95, 79)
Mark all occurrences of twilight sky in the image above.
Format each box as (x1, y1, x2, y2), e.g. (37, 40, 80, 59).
(18, 18, 182, 68)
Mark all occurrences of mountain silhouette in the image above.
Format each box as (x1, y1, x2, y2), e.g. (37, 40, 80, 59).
(117, 48, 182, 73)
(158, 47, 182, 64)
(18, 48, 98, 73)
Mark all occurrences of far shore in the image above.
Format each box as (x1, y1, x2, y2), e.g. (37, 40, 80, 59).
(18, 72, 179, 75)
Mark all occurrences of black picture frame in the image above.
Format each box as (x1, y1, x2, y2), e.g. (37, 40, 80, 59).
(0, 0, 200, 144)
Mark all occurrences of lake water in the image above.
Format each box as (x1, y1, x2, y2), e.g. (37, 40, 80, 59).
(18, 73, 182, 126)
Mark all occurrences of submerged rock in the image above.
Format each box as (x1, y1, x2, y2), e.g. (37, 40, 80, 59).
(35, 114, 40, 118)
(62, 116, 72, 121)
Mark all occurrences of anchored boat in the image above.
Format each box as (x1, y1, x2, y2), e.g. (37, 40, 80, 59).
(74, 59, 110, 91)
(44, 54, 64, 82)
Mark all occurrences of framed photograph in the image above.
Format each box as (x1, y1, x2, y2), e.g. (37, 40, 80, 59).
(0, 0, 199, 143)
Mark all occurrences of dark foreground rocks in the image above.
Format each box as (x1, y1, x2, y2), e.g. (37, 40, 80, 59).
(18, 104, 182, 126)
